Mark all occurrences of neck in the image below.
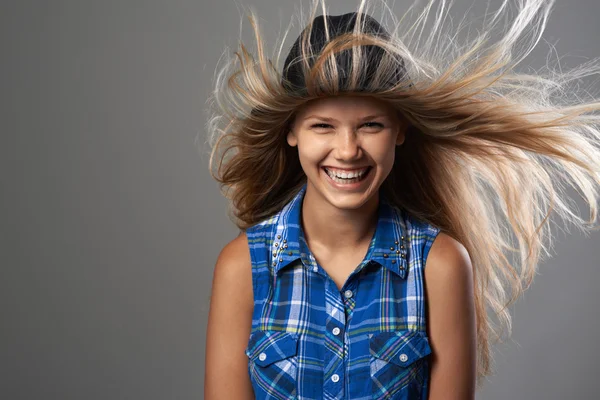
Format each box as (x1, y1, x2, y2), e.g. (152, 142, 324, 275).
(300, 184, 379, 253)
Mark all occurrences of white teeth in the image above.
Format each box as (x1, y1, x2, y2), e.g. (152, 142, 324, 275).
(324, 167, 369, 181)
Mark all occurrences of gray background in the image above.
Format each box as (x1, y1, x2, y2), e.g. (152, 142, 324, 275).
(2, 0, 599, 399)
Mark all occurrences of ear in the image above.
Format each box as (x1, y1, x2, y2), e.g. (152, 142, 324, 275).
(395, 119, 409, 146)
(287, 128, 298, 147)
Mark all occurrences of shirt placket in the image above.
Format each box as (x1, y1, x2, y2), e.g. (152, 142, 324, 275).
(323, 278, 347, 399)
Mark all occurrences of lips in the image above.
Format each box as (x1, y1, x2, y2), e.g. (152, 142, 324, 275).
(322, 166, 371, 178)
(322, 166, 373, 185)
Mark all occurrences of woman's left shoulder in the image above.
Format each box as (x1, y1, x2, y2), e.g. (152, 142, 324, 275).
(424, 231, 473, 282)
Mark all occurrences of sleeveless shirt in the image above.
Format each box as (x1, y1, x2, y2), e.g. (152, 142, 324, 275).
(244, 183, 441, 400)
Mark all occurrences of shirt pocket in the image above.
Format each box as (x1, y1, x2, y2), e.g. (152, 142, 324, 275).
(368, 330, 432, 400)
(245, 330, 299, 400)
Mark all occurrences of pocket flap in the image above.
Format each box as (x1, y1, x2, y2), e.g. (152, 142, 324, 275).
(369, 330, 432, 367)
(245, 330, 299, 367)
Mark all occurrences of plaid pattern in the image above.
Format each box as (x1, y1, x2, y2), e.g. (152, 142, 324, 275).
(245, 183, 440, 400)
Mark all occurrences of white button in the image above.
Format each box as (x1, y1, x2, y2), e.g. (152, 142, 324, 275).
(331, 374, 340, 383)
(313, 266, 318, 272)
(344, 290, 353, 299)
(332, 327, 341, 335)
(399, 353, 408, 362)
(258, 352, 267, 361)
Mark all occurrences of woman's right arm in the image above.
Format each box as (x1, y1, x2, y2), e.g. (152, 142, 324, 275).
(204, 232, 255, 400)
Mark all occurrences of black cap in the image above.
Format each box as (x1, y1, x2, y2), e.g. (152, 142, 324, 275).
(281, 12, 409, 94)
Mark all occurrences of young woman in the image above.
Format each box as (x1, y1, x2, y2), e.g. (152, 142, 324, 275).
(203, 0, 600, 398)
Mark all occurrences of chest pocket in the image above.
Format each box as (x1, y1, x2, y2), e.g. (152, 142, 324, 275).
(369, 330, 432, 399)
(245, 330, 299, 400)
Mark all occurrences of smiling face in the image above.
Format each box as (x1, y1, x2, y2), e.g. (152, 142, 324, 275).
(287, 95, 408, 211)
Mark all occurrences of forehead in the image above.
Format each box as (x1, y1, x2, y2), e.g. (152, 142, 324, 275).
(295, 95, 396, 119)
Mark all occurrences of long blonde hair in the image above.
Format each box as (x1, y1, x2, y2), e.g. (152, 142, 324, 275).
(201, 0, 600, 382)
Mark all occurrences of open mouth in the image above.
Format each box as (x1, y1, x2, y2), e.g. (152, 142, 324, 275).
(322, 166, 372, 185)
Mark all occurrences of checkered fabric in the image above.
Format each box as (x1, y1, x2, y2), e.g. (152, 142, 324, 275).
(245, 183, 440, 399)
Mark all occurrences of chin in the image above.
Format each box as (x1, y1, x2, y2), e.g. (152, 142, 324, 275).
(320, 184, 380, 211)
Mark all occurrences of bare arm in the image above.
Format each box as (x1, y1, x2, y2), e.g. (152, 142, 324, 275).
(204, 232, 255, 400)
(424, 232, 477, 400)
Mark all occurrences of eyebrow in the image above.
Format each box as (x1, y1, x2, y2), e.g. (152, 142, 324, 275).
(303, 114, 388, 122)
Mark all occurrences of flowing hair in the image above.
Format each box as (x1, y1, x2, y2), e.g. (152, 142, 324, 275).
(201, 0, 600, 382)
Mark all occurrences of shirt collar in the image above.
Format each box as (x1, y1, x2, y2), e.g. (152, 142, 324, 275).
(270, 183, 409, 279)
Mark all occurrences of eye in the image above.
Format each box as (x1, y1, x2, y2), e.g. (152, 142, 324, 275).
(362, 122, 384, 129)
(310, 123, 333, 129)
(309, 122, 385, 130)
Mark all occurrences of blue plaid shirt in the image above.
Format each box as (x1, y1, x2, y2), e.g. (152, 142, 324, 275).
(245, 183, 440, 399)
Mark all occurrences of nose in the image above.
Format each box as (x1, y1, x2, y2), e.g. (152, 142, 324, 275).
(334, 128, 362, 161)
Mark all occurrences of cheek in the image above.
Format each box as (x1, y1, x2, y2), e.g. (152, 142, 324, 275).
(297, 138, 326, 161)
(378, 152, 396, 176)
(296, 142, 324, 172)
(370, 139, 397, 166)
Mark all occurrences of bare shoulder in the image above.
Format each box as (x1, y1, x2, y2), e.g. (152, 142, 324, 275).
(425, 231, 473, 282)
(217, 231, 251, 265)
(215, 231, 252, 274)
(211, 231, 253, 306)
